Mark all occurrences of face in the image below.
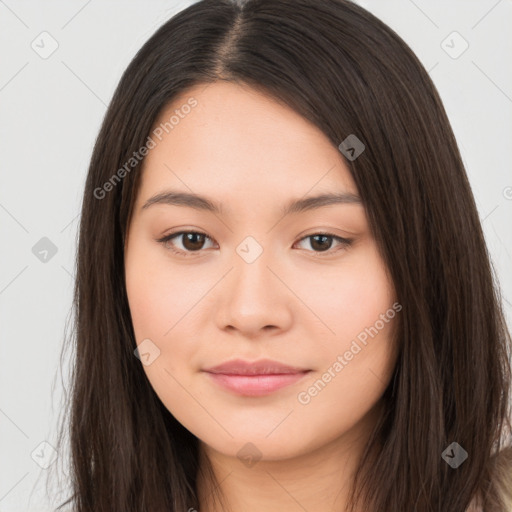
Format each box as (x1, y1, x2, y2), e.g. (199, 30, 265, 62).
(124, 81, 399, 462)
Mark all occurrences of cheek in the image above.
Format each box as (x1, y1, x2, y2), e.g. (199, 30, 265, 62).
(125, 241, 201, 342)
(292, 243, 394, 343)
(125, 240, 211, 397)
(125, 266, 167, 343)
(125, 245, 202, 417)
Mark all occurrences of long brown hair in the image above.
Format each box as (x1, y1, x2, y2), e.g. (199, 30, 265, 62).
(50, 0, 512, 510)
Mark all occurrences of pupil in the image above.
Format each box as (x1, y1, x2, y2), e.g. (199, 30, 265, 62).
(184, 233, 204, 251)
(311, 235, 331, 251)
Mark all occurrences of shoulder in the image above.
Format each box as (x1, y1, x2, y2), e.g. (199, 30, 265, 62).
(490, 445, 512, 511)
(465, 501, 484, 512)
(467, 445, 512, 512)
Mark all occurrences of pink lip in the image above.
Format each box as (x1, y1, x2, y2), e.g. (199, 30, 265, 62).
(202, 359, 311, 396)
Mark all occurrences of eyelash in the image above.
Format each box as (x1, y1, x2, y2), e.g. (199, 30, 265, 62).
(156, 230, 353, 258)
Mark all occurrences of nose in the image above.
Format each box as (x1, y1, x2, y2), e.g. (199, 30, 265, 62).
(213, 244, 294, 338)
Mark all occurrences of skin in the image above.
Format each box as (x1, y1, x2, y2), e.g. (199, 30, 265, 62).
(124, 81, 400, 512)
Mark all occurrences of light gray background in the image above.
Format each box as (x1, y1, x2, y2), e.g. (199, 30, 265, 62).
(1, 1, 511, 510)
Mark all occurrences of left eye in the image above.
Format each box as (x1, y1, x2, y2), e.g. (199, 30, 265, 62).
(157, 231, 216, 255)
(294, 233, 352, 253)
(157, 231, 352, 257)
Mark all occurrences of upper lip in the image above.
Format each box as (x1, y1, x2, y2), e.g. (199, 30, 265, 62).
(203, 358, 310, 375)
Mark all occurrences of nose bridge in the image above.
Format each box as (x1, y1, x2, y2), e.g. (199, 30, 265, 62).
(232, 233, 275, 301)
(214, 233, 292, 334)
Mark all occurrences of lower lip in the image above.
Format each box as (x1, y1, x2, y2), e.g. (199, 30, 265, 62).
(204, 371, 310, 396)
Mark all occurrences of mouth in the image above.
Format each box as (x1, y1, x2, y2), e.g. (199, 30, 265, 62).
(202, 358, 312, 396)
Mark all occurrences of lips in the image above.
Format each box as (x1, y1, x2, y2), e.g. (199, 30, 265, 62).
(203, 358, 310, 376)
(202, 358, 311, 396)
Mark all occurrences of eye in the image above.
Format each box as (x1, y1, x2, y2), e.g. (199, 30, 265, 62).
(294, 233, 353, 255)
(157, 230, 352, 258)
(156, 231, 216, 257)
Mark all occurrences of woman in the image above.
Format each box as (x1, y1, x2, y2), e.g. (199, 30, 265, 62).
(52, 0, 512, 510)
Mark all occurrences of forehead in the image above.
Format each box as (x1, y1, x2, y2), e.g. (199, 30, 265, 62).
(136, 81, 358, 207)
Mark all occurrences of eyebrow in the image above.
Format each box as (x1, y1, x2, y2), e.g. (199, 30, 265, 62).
(141, 190, 362, 216)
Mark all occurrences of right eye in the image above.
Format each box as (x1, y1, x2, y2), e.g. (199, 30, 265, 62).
(156, 230, 217, 257)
